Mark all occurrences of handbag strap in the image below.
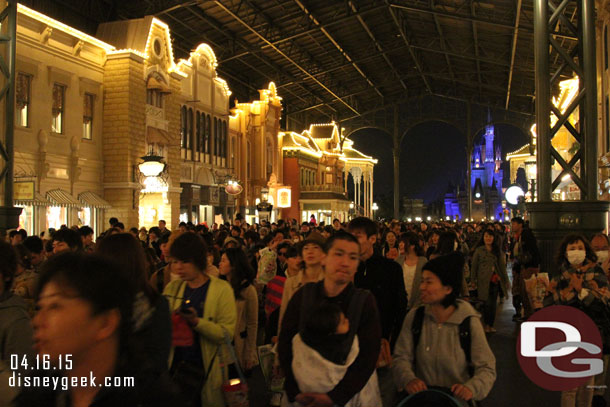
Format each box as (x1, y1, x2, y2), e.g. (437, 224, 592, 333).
(220, 329, 248, 385)
(204, 346, 219, 380)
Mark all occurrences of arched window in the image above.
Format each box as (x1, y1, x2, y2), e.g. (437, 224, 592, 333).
(199, 113, 205, 154)
(213, 118, 219, 157)
(196, 112, 201, 154)
(180, 106, 187, 148)
(187, 108, 193, 149)
(205, 115, 211, 155)
(223, 121, 228, 160)
(220, 121, 225, 159)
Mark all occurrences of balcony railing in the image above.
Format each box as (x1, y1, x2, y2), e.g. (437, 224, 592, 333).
(301, 184, 346, 195)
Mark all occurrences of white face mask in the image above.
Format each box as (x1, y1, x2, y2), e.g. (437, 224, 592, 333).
(566, 250, 586, 266)
(596, 250, 609, 265)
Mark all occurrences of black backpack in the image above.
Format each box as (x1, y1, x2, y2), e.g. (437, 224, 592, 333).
(411, 306, 474, 377)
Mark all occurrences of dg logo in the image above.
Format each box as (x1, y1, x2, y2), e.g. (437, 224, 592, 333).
(517, 305, 604, 391)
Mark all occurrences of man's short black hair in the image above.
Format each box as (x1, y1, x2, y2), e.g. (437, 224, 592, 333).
(347, 217, 378, 237)
(79, 226, 94, 237)
(115, 222, 125, 231)
(148, 227, 161, 237)
(159, 219, 166, 225)
(511, 217, 524, 225)
(24, 236, 43, 254)
(179, 222, 187, 227)
(277, 242, 291, 254)
(109, 217, 118, 226)
(53, 228, 83, 250)
(9, 230, 19, 238)
(323, 231, 360, 254)
(284, 246, 299, 259)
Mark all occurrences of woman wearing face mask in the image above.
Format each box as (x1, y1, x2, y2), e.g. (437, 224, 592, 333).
(543, 234, 610, 407)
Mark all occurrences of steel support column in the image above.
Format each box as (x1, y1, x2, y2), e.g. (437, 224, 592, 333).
(393, 105, 400, 220)
(534, 0, 551, 201)
(0, 0, 20, 231)
(528, 0, 608, 275)
(466, 102, 473, 220)
(582, 0, 598, 197)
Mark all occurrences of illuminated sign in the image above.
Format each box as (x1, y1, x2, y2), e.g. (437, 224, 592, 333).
(277, 188, 291, 208)
(14, 181, 34, 200)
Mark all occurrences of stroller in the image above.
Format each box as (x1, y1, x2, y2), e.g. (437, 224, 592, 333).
(396, 387, 469, 407)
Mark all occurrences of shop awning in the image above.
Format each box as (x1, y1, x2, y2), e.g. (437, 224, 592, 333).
(15, 193, 51, 207)
(78, 191, 111, 209)
(46, 189, 81, 207)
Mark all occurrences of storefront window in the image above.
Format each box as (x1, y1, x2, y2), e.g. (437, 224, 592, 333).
(46, 206, 67, 230)
(191, 206, 199, 224)
(17, 205, 34, 235)
(179, 208, 188, 224)
(78, 207, 91, 227)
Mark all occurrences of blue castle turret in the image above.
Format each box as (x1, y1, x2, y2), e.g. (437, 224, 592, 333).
(445, 112, 505, 221)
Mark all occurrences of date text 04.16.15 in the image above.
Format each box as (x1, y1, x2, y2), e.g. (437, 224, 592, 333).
(11, 354, 72, 371)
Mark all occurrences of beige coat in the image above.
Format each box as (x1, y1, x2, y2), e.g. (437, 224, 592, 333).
(395, 255, 428, 309)
(234, 284, 258, 369)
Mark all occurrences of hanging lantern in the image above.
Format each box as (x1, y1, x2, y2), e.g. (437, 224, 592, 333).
(138, 154, 166, 177)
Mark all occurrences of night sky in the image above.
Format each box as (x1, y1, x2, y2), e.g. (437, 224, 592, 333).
(347, 122, 530, 208)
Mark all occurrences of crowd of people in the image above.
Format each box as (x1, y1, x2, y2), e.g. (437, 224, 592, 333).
(1, 213, 610, 407)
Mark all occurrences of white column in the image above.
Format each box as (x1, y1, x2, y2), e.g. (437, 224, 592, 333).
(364, 172, 369, 217)
(369, 170, 375, 218)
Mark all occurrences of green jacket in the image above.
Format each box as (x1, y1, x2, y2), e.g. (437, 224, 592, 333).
(164, 276, 237, 407)
(471, 246, 509, 301)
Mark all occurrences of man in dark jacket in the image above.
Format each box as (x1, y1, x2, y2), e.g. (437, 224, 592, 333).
(348, 217, 407, 407)
(348, 217, 407, 348)
(278, 232, 381, 407)
(509, 217, 540, 321)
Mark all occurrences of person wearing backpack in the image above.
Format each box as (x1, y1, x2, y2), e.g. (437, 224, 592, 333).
(392, 252, 496, 406)
(278, 232, 382, 407)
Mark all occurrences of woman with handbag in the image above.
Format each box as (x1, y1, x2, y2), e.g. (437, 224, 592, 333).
(219, 247, 259, 374)
(470, 230, 509, 333)
(543, 234, 610, 407)
(164, 233, 237, 407)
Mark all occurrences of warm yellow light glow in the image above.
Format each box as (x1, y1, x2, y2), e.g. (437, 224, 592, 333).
(277, 188, 291, 208)
(108, 48, 147, 58)
(214, 77, 232, 97)
(193, 43, 218, 68)
(18, 4, 115, 51)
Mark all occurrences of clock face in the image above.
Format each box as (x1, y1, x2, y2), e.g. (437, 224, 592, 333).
(505, 185, 525, 206)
